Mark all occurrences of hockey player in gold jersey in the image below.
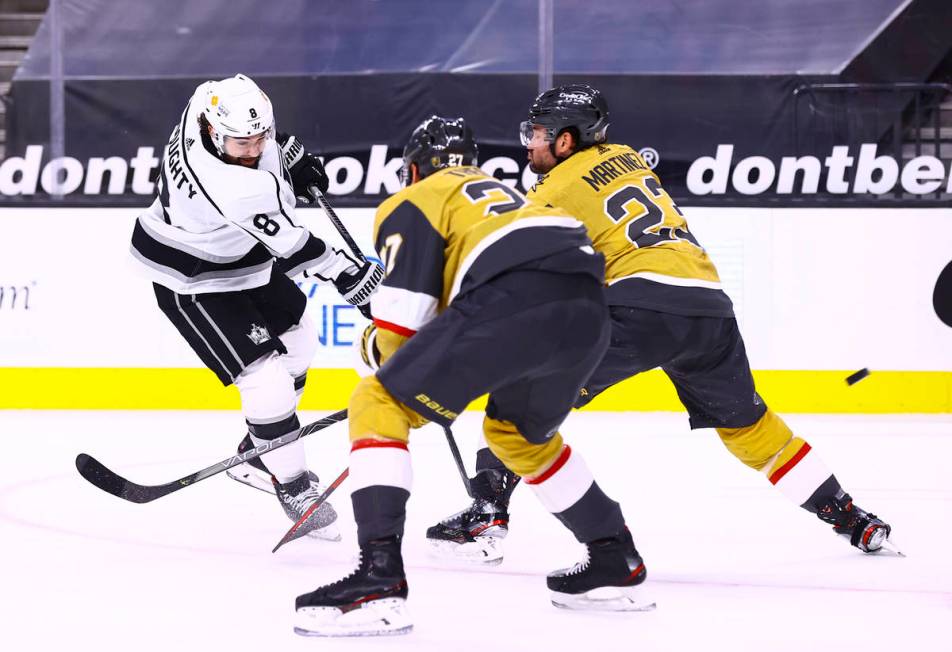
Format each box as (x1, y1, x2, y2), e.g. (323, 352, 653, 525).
(427, 84, 897, 563)
(293, 116, 654, 637)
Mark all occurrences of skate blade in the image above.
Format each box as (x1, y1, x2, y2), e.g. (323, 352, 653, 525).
(426, 537, 504, 565)
(306, 522, 342, 543)
(294, 598, 412, 637)
(878, 537, 906, 557)
(551, 585, 656, 612)
(226, 465, 276, 495)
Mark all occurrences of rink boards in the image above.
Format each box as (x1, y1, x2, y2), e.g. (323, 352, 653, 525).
(1, 206, 950, 411)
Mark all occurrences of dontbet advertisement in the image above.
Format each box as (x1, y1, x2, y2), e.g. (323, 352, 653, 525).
(3, 142, 952, 204)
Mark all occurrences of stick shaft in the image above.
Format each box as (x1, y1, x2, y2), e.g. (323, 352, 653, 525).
(76, 409, 347, 503)
(443, 426, 474, 499)
(308, 185, 366, 263)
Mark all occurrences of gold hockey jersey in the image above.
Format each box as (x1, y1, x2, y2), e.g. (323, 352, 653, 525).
(370, 165, 603, 339)
(528, 143, 733, 317)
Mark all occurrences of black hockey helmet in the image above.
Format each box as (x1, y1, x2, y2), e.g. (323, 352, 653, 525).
(402, 115, 478, 184)
(520, 84, 609, 150)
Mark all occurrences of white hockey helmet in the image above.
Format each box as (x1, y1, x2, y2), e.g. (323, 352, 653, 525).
(202, 74, 275, 156)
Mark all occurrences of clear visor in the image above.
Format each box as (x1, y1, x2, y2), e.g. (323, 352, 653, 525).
(519, 121, 554, 147)
(222, 125, 275, 158)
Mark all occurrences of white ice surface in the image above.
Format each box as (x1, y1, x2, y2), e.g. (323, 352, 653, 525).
(1, 410, 949, 651)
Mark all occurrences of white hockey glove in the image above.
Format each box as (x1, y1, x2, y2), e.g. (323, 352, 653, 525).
(306, 248, 383, 319)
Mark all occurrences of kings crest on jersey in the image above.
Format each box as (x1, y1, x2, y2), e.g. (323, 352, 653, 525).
(369, 165, 603, 337)
(129, 84, 328, 294)
(529, 143, 734, 318)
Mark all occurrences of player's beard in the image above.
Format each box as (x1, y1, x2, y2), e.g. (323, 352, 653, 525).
(222, 152, 261, 168)
(527, 148, 555, 175)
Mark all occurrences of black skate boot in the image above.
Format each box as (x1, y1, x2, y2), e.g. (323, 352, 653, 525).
(426, 468, 519, 564)
(274, 472, 340, 542)
(548, 529, 655, 612)
(814, 492, 895, 553)
(294, 536, 411, 637)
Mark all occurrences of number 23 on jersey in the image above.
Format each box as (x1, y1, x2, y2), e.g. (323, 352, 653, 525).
(603, 177, 699, 249)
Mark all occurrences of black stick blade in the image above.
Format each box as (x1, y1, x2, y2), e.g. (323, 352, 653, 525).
(75, 453, 162, 504)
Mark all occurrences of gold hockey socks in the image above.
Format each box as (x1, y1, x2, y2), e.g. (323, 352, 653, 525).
(482, 416, 564, 477)
(716, 409, 793, 470)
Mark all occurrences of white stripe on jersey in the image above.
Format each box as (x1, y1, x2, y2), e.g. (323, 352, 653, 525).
(130, 244, 274, 294)
(370, 284, 439, 333)
(137, 204, 254, 263)
(608, 271, 723, 290)
(447, 216, 584, 303)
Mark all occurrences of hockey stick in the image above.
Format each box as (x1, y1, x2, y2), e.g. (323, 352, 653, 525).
(272, 467, 350, 552)
(75, 409, 348, 504)
(443, 426, 474, 499)
(273, 426, 474, 552)
(308, 185, 367, 263)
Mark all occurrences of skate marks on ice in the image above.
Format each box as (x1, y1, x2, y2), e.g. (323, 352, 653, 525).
(0, 410, 949, 651)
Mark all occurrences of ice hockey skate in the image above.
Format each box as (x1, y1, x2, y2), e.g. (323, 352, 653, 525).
(226, 434, 279, 494)
(295, 536, 412, 637)
(274, 472, 340, 542)
(815, 492, 902, 555)
(548, 529, 656, 612)
(426, 469, 519, 565)
(226, 434, 340, 541)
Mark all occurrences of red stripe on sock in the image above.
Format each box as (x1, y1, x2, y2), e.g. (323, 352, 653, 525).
(351, 439, 409, 452)
(768, 442, 812, 485)
(525, 445, 572, 485)
(373, 318, 417, 338)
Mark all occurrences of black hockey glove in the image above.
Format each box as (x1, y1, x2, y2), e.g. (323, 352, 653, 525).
(277, 132, 329, 202)
(333, 259, 384, 320)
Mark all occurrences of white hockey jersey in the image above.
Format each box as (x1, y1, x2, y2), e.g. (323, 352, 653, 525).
(130, 84, 332, 294)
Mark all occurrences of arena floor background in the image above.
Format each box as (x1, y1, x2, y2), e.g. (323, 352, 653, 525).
(1, 410, 948, 651)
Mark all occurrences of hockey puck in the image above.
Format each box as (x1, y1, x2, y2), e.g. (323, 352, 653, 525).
(846, 368, 870, 386)
(934, 259, 952, 328)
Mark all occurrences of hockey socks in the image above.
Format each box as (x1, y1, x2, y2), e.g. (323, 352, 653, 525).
(764, 436, 894, 553)
(247, 413, 307, 484)
(525, 445, 625, 543)
(349, 439, 412, 545)
(764, 436, 831, 505)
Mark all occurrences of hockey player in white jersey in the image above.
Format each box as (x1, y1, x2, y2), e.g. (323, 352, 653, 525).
(130, 74, 383, 540)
